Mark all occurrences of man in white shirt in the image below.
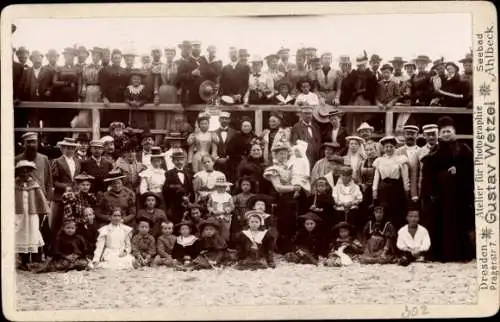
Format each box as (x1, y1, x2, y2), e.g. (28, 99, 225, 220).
(396, 125, 420, 201)
(397, 208, 431, 266)
(137, 130, 155, 168)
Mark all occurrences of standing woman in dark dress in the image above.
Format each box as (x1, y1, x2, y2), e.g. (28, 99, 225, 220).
(236, 140, 270, 194)
(225, 116, 257, 182)
(52, 47, 80, 129)
(438, 62, 468, 108)
(426, 116, 474, 263)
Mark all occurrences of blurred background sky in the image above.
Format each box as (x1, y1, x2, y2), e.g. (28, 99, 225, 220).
(12, 14, 472, 69)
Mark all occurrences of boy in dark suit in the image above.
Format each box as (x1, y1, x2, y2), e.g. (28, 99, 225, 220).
(163, 149, 194, 224)
(81, 140, 114, 195)
(291, 105, 322, 166)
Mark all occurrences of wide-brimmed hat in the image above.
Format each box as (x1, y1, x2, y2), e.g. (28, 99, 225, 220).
(100, 135, 114, 144)
(76, 133, 90, 143)
(244, 210, 266, 225)
(21, 132, 38, 141)
(220, 95, 235, 105)
(271, 140, 291, 152)
(247, 194, 275, 212)
(174, 220, 194, 233)
(238, 49, 250, 57)
(199, 217, 221, 232)
(171, 148, 186, 160)
(74, 172, 95, 182)
(89, 140, 104, 148)
(214, 176, 233, 188)
(140, 128, 154, 142)
(199, 80, 218, 102)
(404, 61, 417, 69)
(57, 137, 79, 148)
(459, 53, 473, 63)
(379, 135, 398, 146)
(141, 191, 162, 206)
(250, 55, 263, 63)
(103, 168, 126, 183)
(445, 61, 459, 72)
(264, 53, 279, 61)
(357, 122, 374, 132)
(345, 135, 366, 144)
(414, 55, 431, 64)
(15, 160, 37, 170)
(313, 105, 335, 124)
(299, 212, 323, 222)
(369, 54, 382, 63)
(432, 57, 445, 68)
(277, 47, 290, 55)
(388, 57, 407, 65)
(403, 125, 420, 133)
(164, 131, 186, 142)
(380, 64, 394, 72)
(355, 50, 368, 65)
(333, 221, 354, 233)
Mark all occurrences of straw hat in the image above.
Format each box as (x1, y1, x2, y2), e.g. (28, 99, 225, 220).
(357, 122, 374, 132)
(403, 125, 419, 133)
(214, 176, 233, 188)
(57, 137, 79, 147)
(379, 135, 398, 146)
(15, 160, 37, 170)
(21, 132, 38, 141)
(74, 172, 95, 182)
(103, 169, 126, 183)
(388, 57, 407, 65)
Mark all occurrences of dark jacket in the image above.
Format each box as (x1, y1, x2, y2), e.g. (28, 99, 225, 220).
(176, 56, 205, 106)
(13, 61, 24, 100)
(219, 63, 250, 97)
(162, 167, 194, 224)
(99, 65, 129, 102)
(321, 125, 348, 152)
(81, 157, 114, 194)
(51, 156, 81, 201)
(291, 120, 322, 166)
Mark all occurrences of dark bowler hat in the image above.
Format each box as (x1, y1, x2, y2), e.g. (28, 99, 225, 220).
(16, 46, 30, 55)
(76, 133, 90, 143)
(140, 128, 154, 141)
(414, 55, 431, 64)
(62, 47, 77, 56)
(198, 217, 221, 232)
(369, 54, 382, 63)
(333, 221, 355, 233)
(437, 116, 455, 128)
(445, 61, 459, 72)
(77, 46, 89, 55)
(459, 53, 473, 63)
(247, 194, 275, 211)
(141, 191, 162, 206)
(178, 40, 192, 49)
(171, 148, 186, 160)
(174, 220, 194, 233)
(389, 57, 407, 65)
(129, 69, 147, 78)
(322, 142, 340, 149)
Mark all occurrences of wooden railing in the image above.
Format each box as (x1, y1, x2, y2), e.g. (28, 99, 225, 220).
(14, 101, 473, 140)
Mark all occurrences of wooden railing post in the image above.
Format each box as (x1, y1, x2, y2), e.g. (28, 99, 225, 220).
(255, 108, 263, 135)
(385, 110, 394, 135)
(91, 106, 100, 140)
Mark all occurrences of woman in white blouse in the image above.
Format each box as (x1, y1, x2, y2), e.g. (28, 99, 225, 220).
(139, 147, 166, 208)
(372, 136, 410, 229)
(343, 136, 366, 183)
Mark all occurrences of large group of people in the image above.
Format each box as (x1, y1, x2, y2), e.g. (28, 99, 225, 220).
(14, 105, 475, 272)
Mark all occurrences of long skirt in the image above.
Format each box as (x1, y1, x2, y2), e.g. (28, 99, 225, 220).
(96, 248, 135, 270)
(377, 178, 407, 229)
(156, 84, 178, 140)
(275, 191, 302, 254)
(16, 212, 44, 254)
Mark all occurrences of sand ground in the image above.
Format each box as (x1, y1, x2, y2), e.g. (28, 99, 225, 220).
(16, 261, 477, 311)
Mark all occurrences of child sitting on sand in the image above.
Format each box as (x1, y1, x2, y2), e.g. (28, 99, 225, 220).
(325, 221, 364, 267)
(397, 208, 431, 266)
(192, 217, 233, 270)
(153, 221, 177, 267)
(131, 217, 157, 268)
(92, 207, 135, 270)
(172, 221, 201, 268)
(136, 192, 168, 238)
(359, 203, 396, 264)
(284, 212, 328, 265)
(182, 203, 205, 236)
(235, 211, 276, 270)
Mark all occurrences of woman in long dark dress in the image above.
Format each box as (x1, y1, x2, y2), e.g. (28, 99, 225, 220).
(236, 140, 270, 194)
(52, 47, 80, 129)
(426, 116, 474, 262)
(226, 116, 257, 182)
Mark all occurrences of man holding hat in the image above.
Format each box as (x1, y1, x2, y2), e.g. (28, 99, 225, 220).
(291, 105, 322, 166)
(163, 132, 187, 171)
(176, 40, 204, 106)
(82, 140, 114, 195)
(395, 125, 420, 202)
(214, 111, 237, 174)
(163, 148, 194, 224)
(15, 132, 53, 200)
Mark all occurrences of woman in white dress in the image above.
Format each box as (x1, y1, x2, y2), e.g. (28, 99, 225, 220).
(92, 207, 134, 270)
(139, 146, 166, 208)
(188, 113, 219, 173)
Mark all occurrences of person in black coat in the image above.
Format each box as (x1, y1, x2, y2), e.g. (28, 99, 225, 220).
(237, 141, 270, 194)
(219, 48, 251, 104)
(225, 116, 257, 182)
(176, 41, 204, 107)
(321, 109, 348, 154)
(81, 140, 114, 195)
(162, 149, 194, 224)
(214, 112, 239, 175)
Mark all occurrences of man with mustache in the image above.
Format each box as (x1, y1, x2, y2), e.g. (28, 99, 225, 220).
(395, 125, 420, 203)
(15, 132, 53, 200)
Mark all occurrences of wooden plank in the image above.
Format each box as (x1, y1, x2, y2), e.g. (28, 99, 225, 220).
(254, 109, 263, 135)
(15, 101, 474, 114)
(385, 111, 394, 135)
(14, 127, 91, 132)
(91, 107, 100, 140)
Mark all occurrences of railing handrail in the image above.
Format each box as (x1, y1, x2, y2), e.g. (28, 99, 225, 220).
(14, 101, 473, 140)
(15, 101, 473, 114)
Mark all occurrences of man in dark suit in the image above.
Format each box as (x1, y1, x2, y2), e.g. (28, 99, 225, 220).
(136, 129, 167, 169)
(162, 149, 194, 224)
(81, 140, 114, 195)
(219, 48, 251, 104)
(201, 45, 222, 84)
(291, 106, 322, 166)
(369, 54, 383, 82)
(39, 49, 59, 101)
(214, 111, 238, 174)
(176, 40, 204, 107)
(50, 138, 81, 246)
(322, 110, 349, 153)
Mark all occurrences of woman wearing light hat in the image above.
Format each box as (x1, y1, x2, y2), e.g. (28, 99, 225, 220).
(372, 135, 409, 229)
(138, 146, 167, 207)
(343, 136, 366, 183)
(244, 55, 274, 105)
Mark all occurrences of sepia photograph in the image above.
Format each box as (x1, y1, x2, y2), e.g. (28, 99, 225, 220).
(1, 2, 498, 320)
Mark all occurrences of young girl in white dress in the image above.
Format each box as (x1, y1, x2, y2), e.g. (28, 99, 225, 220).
(92, 207, 134, 270)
